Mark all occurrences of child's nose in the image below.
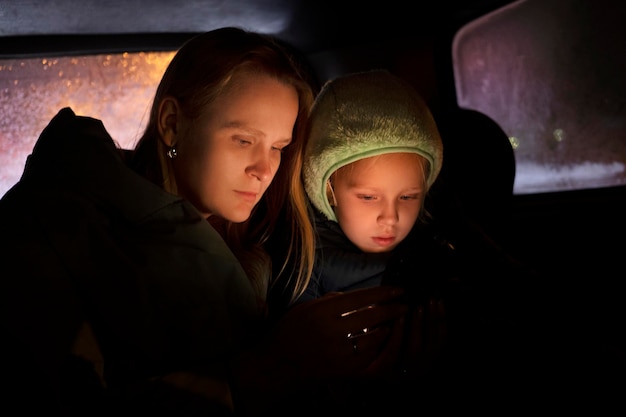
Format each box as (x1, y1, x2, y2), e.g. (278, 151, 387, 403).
(378, 202, 399, 225)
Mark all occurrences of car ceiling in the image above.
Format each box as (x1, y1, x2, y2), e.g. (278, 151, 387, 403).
(0, 0, 516, 55)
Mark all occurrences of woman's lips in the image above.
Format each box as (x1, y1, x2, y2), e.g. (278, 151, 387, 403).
(235, 190, 258, 203)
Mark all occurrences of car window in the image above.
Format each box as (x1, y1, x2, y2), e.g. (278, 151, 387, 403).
(0, 52, 175, 196)
(453, 0, 626, 194)
(1, 0, 624, 197)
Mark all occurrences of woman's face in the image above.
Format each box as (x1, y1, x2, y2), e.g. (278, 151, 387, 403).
(171, 72, 299, 222)
(332, 153, 426, 253)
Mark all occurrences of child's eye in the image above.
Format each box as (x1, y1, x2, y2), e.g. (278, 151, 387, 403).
(235, 138, 252, 146)
(358, 194, 376, 201)
(400, 194, 420, 201)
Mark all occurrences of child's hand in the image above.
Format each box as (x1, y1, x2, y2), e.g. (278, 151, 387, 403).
(398, 297, 448, 378)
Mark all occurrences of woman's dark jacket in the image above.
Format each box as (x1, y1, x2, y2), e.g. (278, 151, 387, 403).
(0, 108, 263, 415)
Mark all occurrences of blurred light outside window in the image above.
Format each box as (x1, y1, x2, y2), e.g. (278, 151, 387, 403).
(0, 51, 175, 197)
(453, 0, 626, 194)
(2, 0, 625, 198)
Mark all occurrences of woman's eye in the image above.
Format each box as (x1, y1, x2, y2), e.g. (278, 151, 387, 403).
(271, 145, 286, 153)
(272, 141, 291, 153)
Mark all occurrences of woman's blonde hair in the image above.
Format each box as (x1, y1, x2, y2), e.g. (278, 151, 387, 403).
(131, 27, 315, 305)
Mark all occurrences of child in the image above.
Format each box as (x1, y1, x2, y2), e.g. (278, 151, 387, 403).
(298, 69, 446, 303)
(282, 69, 456, 414)
(294, 69, 548, 414)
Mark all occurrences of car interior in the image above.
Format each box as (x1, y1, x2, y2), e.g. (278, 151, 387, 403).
(1, 0, 625, 407)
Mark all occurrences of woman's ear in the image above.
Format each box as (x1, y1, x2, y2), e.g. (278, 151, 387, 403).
(157, 97, 179, 147)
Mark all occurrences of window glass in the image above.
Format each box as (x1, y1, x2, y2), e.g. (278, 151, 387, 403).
(0, 52, 175, 197)
(453, 0, 626, 194)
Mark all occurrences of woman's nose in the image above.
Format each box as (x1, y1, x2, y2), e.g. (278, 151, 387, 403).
(247, 152, 274, 182)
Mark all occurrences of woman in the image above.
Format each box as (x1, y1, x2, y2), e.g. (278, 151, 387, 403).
(1, 27, 408, 416)
(129, 27, 317, 308)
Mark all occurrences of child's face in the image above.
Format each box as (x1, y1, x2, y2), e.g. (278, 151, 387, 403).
(332, 152, 426, 253)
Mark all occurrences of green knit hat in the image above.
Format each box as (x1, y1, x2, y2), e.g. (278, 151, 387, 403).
(303, 69, 444, 222)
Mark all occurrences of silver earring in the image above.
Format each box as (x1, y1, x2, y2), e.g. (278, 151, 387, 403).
(167, 146, 178, 159)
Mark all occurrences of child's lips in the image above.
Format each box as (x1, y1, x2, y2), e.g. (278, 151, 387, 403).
(372, 236, 395, 247)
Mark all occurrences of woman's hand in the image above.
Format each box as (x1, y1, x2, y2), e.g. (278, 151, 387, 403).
(232, 287, 447, 416)
(266, 285, 409, 379)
